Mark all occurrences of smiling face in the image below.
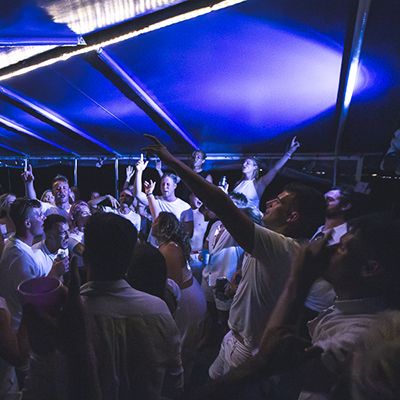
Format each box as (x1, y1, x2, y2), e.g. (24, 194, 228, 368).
(242, 158, 258, 179)
(42, 191, 55, 205)
(52, 180, 70, 206)
(262, 191, 294, 229)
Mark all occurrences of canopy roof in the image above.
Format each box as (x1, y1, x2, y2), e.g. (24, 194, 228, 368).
(0, 0, 399, 162)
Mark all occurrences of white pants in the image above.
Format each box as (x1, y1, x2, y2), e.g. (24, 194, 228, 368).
(209, 330, 254, 379)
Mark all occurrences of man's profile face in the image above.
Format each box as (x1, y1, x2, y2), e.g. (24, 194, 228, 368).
(325, 189, 343, 218)
(27, 207, 45, 237)
(262, 191, 294, 229)
(191, 152, 205, 169)
(52, 180, 70, 204)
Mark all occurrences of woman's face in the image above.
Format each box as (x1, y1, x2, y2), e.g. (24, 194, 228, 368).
(42, 191, 55, 205)
(5, 194, 16, 209)
(242, 158, 258, 177)
(75, 205, 91, 227)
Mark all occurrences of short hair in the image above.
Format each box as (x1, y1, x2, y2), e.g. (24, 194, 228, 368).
(192, 150, 206, 160)
(9, 198, 41, 232)
(284, 182, 325, 239)
(241, 207, 264, 226)
(84, 213, 138, 280)
(126, 243, 167, 300)
(52, 175, 69, 186)
(348, 214, 400, 304)
(43, 214, 67, 232)
(161, 172, 179, 185)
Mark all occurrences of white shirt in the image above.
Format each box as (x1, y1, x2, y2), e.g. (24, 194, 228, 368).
(32, 240, 58, 276)
(233, 179, 259, 208)
(305, 223, 348, 312)
(0, 236, 44, 329)
(102, 206, 141, 233)
(40, 200, 70, 218)
(155, 197, 192, 221)
(228, 224, 300, 350)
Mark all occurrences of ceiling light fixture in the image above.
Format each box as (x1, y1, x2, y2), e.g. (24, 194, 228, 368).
(0, 0, 246, 81)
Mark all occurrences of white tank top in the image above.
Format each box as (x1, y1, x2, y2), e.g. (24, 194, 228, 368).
(233, 179, 259, 208)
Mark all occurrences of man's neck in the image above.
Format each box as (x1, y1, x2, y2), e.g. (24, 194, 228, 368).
(15, 233, 34, 247)
(193, 166, 203, 173)
(56, 200, 69, 210)
(45, 240, 58, 255)
(324, 217, 346, 230)
(163, 194, 177, 202)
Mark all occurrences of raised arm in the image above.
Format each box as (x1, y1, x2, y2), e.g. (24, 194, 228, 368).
(143, 136, 255, 253)
(21, 164, 37, 199)
(122, 165, 135, 191)
(143, 180, 161, 220)
(254, 137, 300, 197)
(88, 194, 119, 209)
(133, 156, 149, 206)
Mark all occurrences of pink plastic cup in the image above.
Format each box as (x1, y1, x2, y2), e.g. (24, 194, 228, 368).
(17, 277, 66, 314)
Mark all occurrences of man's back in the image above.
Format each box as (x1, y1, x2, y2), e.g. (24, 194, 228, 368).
(80, 279, 183, 400)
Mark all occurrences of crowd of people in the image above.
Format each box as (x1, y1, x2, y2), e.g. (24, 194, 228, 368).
(0, 136, 399, 400)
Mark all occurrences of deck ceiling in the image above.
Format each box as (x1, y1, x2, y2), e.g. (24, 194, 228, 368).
(0, 0, 399, 159)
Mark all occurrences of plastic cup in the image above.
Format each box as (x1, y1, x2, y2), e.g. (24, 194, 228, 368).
(17, 277, 66, 314)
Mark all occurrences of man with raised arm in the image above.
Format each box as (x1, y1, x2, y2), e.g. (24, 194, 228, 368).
(143, 135, 325, 377)
(21, 165, 71, 218)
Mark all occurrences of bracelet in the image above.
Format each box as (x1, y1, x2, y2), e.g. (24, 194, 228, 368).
(285, 152, 292, 158)
(146, 193, 154, 197)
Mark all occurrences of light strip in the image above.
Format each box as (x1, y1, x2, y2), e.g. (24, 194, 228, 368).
(0, 0, 245, 81)
(0, 116, 79, 155)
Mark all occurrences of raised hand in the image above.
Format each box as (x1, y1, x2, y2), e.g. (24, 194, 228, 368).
(143, 180, 156, 195)
(21, 164, 34, 183)
(135, 153, 149, 172)
(107, 195, 120, 208)
(142, 134, 175, 164)
(288, 136, 300, 155)
(125, 165, 135, 182)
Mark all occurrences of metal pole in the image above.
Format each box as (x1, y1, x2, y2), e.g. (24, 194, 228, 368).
(74, 159, 78, 187)
(114, 158, 119, 198)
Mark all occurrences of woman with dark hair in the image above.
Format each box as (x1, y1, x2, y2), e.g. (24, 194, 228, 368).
(232, 137, 300, 208)
(127, 242, 181, 315)
(151, 211, 206, 384)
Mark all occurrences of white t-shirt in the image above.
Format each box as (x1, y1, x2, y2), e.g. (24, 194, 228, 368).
(228, 224, 300, 350)
(154, 197, 192, 221)
(32, 240, 58, 276)
(233, 179, 260, 208)
(102, 206, 141, 233)
(40, 201, 70, 219)
(0, 237, 44, 329)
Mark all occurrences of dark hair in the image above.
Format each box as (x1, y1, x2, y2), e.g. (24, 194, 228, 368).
(229, 192, 248, 207)
(192, 150, 206, 160)
(154, 212, 191, 261)
(43, 214, 67, 232)
(127, 243, 167, 300)
(52, 175, 69, 186)
(284, 182, 325, 239)
(9, 198, 41, 233)
(84, 213, 138, 280)
(348, 214, 400, 305)
(161, 172, 179, 185)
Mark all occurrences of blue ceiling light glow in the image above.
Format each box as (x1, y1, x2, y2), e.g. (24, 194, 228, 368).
(96, 48, 199, 150)
(114, 11, 377, 153)
(0, 115, 79, 155)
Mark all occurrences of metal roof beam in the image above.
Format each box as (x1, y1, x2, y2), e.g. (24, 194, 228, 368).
(0, 115, 79, 156)
(0, 141, 28, 156)
(95, 48, 198, 150)
(332, 0, 371, 185)
(0, 85, 120, 156)
(0, 37, 86, 46)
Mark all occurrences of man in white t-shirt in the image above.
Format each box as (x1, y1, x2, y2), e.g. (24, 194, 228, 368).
(22, 165, 71, 218)
(89, 189, 141, 233)
(142, 135, 326, 377)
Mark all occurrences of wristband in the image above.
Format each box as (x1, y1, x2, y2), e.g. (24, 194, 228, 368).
(146, 193, 154, 197)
